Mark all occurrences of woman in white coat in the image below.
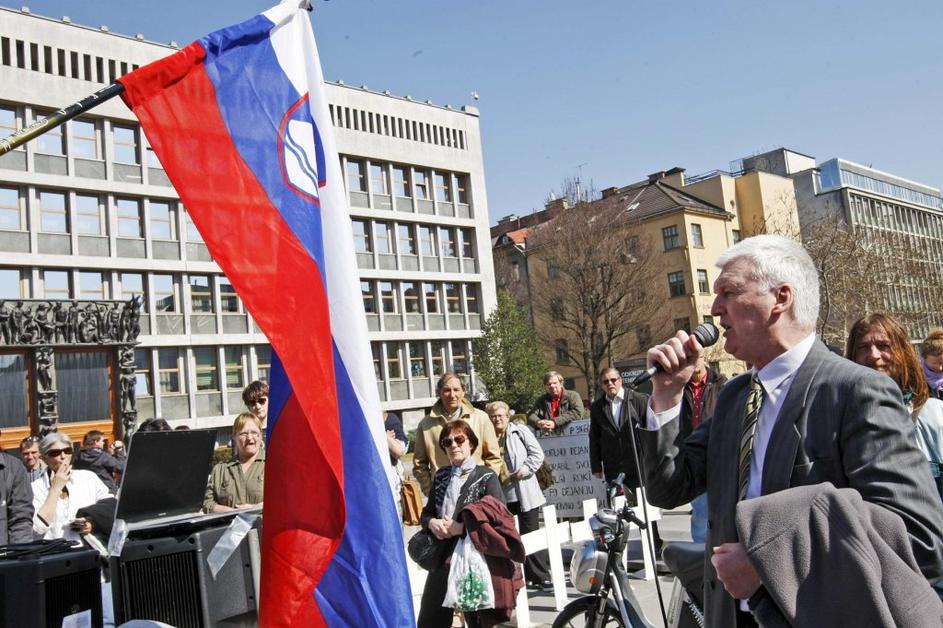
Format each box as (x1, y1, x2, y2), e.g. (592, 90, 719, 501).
(486, 401, 552, 589)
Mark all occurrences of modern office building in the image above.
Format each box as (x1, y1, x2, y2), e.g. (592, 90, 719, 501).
(0, 7, 495, 447)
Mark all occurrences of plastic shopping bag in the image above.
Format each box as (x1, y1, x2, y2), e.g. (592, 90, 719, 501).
(442, 536, 495, 611)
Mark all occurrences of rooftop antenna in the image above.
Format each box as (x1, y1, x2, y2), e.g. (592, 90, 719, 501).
(575, 162, 588, 202)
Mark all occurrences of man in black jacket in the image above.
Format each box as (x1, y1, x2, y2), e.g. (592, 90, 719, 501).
(74, 430, 124, 493)
(0, 444, 33, 544)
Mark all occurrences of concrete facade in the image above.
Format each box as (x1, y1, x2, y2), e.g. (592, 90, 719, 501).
(0, 7, 495, 445)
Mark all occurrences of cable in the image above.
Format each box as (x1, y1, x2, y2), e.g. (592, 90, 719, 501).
(0, 539, 77, 559)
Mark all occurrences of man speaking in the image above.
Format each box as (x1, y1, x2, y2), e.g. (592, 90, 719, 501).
(640, 234, 943, 627)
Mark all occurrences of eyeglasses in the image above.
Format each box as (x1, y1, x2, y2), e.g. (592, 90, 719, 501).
(45, 447, 73, 457)
(237, 431, 261, 439)
(440, 435, 467, 448)
(603, 378, 620, 384)
(248, 398, 268, 407)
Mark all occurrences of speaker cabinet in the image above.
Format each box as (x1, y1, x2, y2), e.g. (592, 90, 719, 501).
(0, 546, 102, 628)
(111, 519, 258, 627)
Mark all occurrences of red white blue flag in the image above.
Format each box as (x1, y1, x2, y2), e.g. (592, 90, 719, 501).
(118, 2, 412, 625)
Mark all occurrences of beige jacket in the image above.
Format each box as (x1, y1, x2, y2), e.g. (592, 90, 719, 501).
(413, 400, 508, 495)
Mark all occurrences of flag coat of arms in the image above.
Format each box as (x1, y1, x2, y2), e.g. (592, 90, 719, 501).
(117, 2, 413, 625)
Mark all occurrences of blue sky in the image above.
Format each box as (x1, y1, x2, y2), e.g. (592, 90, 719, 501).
(9, 1, 943, 224)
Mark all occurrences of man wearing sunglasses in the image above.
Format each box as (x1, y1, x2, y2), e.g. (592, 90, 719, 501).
(0, 429, 34, 544)
(242, 380, 269, 424)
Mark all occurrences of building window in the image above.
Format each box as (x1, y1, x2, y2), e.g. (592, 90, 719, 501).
(732, 229, 741, 244)
(369, 163, 389, 195)
(398, 224, 417, 255)
(409, 342, 427, 377)
(184, 211, 203, 243)
(78, 272, 105, 300)
(691, 223, 704, 248)
(134, 349, 152, 396)
(256, 345, 271, 383)
(424, 283, 440, 313)
(370, 342, 382, 380)
(150, 201, 176, 240)
(386, 343, 403, 380)
(459, 229, 474, 259)
(158, 348, 183, 393)
(113, 125, 139, 164)
(121, 273, 146, 311)
(455, 174, 469, 204)
(34, 110, 64, 155)
(662, 225, 680, 251)
(225, 346, 245, 390)
(402, 282, 420, 313)
(555, 339, 569, 364)
(352, 219, 372, 253)
(702, 315, 715, 326)
(189, 275, 213, 313)
(550, 302, 564, 321)
(0, 268, 22, 298)
(361, 281, 376, 314)
(697, 269, 710, 294)
(0, 187, 21, 230)
(153, 274, 178, 312)
(75, 194, 102, 235)
(117, 198, 143, 238)
(668, 271, 686, 297)
(39, 191, 68, 233)
(219, 277, 240, 313)
(70, 119, 98, 159)
(465, 285, 479, 314)
(43, 270, 70, 299)
(346, 159, 366, 192)
(0, 107, 19, 146)
(450, 340, 468, 374)
(145, 139, 162, 168)
(430, 340, 445, 377)
(439, 227, 456, 257)
(434, 172, 452, 202)
(393, 165, 411, 197)
(673, 317, 690, 333)
(379, 281, 398, 314)
(374, 221, 393, 254)
(547, 260, 560, 279)
(414, 170, 429, 200)
(445, 283, 462, 313)
(194, 347, 219, 391)
(418, 225, 436, 256)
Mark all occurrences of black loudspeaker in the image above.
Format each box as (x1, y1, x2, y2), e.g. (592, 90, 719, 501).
(111, 518, 259, 628)
(0, 546, 102, 628)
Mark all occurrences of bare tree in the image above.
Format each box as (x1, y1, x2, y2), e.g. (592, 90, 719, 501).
(525, 199, 669, 400)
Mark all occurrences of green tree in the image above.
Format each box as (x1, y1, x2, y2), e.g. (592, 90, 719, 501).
(472, 289, 547, 414)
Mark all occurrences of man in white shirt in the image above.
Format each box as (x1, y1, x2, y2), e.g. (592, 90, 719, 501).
(640, 234, 943, 628)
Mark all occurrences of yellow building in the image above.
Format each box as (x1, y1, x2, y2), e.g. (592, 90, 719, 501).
(492, 165, 801, 400)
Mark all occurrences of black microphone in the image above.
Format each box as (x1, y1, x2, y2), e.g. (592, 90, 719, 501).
(629, 321, 720, 387)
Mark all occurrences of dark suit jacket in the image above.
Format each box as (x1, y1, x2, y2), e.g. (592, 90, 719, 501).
(589, 388, 649, 486)
(640, 340, 943, 628)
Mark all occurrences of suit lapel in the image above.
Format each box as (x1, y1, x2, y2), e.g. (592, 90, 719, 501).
(603, 398, 619, 431)
(760, 341, 828, 495)
(717, 380, 750, 508)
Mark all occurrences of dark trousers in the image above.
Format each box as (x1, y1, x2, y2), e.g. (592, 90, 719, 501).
(508, 501, 551, 583)
(417, 560, 483, 628)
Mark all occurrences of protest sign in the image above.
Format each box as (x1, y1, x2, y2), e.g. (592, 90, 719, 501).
(534, 420, 605, 517)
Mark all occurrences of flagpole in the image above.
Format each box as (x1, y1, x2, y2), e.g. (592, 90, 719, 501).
(0, 82, 125, 156)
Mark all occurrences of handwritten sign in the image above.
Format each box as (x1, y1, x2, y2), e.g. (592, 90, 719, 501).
(535, 420, 605, 517)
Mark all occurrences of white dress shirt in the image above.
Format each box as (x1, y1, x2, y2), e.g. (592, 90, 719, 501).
(32, 469, 113, 542)
(609, 388, 625, 428)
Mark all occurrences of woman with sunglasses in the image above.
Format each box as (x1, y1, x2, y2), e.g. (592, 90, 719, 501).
(417, 420, 504, 628)
(203, 412, 265, 513)
(31, 432, 112, 541)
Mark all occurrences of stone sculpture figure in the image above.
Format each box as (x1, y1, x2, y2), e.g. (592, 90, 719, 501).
(53, 302, 68, 343)
(36, 346, 53, 391)
(0, 300, 10, 344)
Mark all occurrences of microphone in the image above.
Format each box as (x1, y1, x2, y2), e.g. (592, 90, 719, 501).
(629, 322, 720, 387)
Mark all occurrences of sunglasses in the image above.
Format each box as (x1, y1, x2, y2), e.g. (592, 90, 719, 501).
(249, 398, 268, 406)
(603, 378, 620, 384)
(45, 447, 73, 457)
(440, 435, 467, 448)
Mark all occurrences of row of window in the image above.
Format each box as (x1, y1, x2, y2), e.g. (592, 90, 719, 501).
(0, 35, 141, 85)
(0, 268, 241, 316)
(134, 344, 270, 397)
(346, 158, 469, 205)
(329, 103, 466, 150)
(819, 160, 943, 210)
(850, 193, 943, 242)
(371, 339, 469, 382)
(0, 186, 198, 240)
(353, 218, 474, 259)
(0, 105, 157, 166)
(362, 280, 479, 316)
(667, 269, 712, 298)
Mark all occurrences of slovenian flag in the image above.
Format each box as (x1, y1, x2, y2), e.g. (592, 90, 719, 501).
(117, 2, 412, 626)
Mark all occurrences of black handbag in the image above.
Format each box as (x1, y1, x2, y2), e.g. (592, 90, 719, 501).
(407, 528, 446, 571)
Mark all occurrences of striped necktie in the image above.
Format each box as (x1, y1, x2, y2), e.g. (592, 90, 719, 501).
(738, 374, 764, 501)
